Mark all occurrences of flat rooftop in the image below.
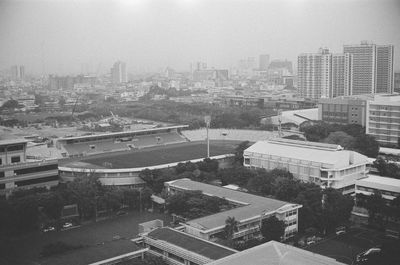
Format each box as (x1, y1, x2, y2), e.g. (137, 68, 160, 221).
(146, 227, 237, 260)
(0, 138, 28, 146)
(63, 141, 236, 169)
(167, 179, 299, 231)
(357, 174, 400, 194)
(244, 139, 369, 168)
(207, 240, 345, 265)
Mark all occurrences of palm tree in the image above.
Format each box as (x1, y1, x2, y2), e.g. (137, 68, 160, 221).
(224, 216, 239, 240)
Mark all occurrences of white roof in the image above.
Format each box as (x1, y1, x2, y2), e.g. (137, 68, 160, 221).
(379, 147, 400, 156)
(207, 240, 345, 265)
(244, 139, 369, 169)
(357, 175, 400, 194)
(270, 108, 319, 125)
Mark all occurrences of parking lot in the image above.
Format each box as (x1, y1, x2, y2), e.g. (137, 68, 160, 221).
(305, 227, 396, 264)
(0, 210, 171, 265)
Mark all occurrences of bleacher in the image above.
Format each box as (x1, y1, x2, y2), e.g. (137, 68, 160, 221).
(181, 128, 279, 142)
(60, 130, 187, 157)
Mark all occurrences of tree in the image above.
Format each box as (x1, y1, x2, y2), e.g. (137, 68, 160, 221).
(273, 177, 301, 201)
(353, 134, 379, 158)
(1, 99, 21, 110)
(39, 191, 65, 223)
(234, 141, 251, 165)
(224, 216, 239, 240)
(260, 216, 285, 242)
(323, 131, 355, 149)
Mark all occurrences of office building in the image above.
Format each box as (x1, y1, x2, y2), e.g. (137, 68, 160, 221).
(111, 61, 127, 84)
(297, 48, 352, 99)
(0, 139, 59, 198)
(366, 94, 400, 147)
(207, 240, 345, 265)
(259, 54, 270, 70)
(318, 97, 367, 126)
(343, 42, 394, 95)
(244, 139, 369, 194)
(142, 227, 237, 265)
(165, 178, 302, 241)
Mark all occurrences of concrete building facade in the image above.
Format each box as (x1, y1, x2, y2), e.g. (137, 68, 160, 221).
(244, 139, 369, 194)
(0, 139, 59, 198)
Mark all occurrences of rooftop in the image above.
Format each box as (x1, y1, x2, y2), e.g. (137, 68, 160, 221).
(166, 179, 299, 231)
(244, 139, 369, 169)
(357, 175, 400, 194)
(146, 227, 237, 260)
(207, 240, 345, 265)
(0, 138, 28, 146)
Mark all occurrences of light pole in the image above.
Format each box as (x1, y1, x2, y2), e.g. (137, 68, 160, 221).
(205, 116, 211, 158)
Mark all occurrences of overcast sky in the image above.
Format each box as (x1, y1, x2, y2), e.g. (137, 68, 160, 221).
(1, 0, 399, 75)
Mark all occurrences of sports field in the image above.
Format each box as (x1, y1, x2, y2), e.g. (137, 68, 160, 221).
(79, 141, 239, 169)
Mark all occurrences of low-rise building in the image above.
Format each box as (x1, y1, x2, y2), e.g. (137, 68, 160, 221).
(244, 139, 370, 194)
(355, 174, 400, 201)
(207, 240, 345, 265)
(142, 227, 237, 265)
(0, 139, 59, 198)
(165, 178, 301, 241)
(366, 94, 400, 147)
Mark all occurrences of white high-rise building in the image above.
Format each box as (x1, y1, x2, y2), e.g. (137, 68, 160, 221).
(343, 42, 394, 95)
(298, 48, 353, 99)
(111, 61, 127, 84)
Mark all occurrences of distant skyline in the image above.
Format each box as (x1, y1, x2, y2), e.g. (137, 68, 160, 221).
(1, 0, 400, 75)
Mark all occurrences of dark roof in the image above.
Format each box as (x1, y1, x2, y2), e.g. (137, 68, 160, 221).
(147, 227, 236, 260)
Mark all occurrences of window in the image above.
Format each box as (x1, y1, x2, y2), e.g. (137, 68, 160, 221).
(7, 145, 24, 152)
(11, 156, 20, 163)
(0, 158, 2, 165)
(168, 253, 185, 264)
(0, 183, 5, 190)
(14, 164, 58, 175)
(15, 175, 59, 187)
(244, 158, 250, 165)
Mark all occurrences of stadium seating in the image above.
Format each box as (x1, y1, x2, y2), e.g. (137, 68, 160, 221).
(181, 128, 278, 142)
(61, 131, 187, 157)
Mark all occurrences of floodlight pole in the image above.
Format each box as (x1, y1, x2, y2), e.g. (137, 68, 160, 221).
(205, 116, 211, 158)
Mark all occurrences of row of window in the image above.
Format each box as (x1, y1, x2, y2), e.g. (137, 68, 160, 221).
(148, 245, 199, 265)
(0, 144, 24, 153)
(14, 164, 58, 175)
(15, 175, 59, 187)
(285, 209, 297, 217)
(356, 186, 400, 197)
(286, 220, 297, 227)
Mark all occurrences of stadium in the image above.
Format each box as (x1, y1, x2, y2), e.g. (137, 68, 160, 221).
(57, 126, 242, 187)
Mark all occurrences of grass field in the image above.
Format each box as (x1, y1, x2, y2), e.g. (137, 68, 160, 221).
(80, 141, 238, 169)
(0, 211, 171, 265)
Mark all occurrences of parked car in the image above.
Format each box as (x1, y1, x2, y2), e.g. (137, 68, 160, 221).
(356, 247, 381, 263)
(116, 210, 127, 216)
(62, 222, 73, 229)
(335, 226, 347, 235)
(43, 226, 55, 232)
(306, 236, 316, 245)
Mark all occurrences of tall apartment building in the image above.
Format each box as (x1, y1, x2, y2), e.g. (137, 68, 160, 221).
(11, 65, 25, 81)
(395, 72, 400, 93)
(298, 48, 353, 99)
(343, 42, 394, 95)
(111, 61, 127, 84)
(0, 139, 59, 198)
(259, 54, 270, 70)
(366, 94, 400, 147)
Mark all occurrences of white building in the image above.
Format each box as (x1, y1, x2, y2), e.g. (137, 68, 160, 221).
(343, 42, 394, 95)
(366, 94, 400, 147)
(244, 139, 370, 194)
(111, 61, 127, 84)
(356, 175, 400, 201)
(165, 178, 302, 241)
(297, 48, 352, 99)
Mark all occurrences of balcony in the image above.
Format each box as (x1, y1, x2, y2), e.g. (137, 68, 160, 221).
(232, 226, 260, 239)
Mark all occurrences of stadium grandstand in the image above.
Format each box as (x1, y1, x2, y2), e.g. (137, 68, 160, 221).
(56, 125, 188, 158)
(181, 128, 280, 142)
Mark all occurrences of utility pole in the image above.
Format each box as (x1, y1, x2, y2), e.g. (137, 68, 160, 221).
(205, 116, 211, 158)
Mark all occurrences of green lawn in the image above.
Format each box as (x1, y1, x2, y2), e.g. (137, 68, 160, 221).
(81, 141, 237, 169)
(0, 211, 171, 265)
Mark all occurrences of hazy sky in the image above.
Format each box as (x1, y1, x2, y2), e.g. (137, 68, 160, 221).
(1, 0, 400, 75)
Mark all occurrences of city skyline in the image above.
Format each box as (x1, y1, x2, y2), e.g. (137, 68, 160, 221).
(1, 0, 400, 75)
